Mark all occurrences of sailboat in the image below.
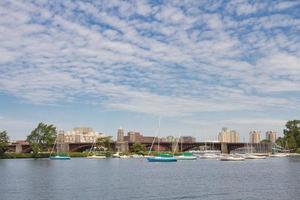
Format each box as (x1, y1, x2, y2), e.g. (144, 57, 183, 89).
(175, 136, 197, 160)
(147, 119, 177, 162)
(86, 139, 106, 159)
(49, 137, 71, 160)
(244, 143, 266, 159)
(219, 154, 245, 161)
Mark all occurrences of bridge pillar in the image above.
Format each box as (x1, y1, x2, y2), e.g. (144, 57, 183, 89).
(15, 144, 23, 153)
(221, 143, 228, 154)
(116, 141, 129, 153)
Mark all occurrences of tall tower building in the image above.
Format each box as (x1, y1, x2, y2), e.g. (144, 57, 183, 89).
(266, 131, 277, 143)
(218, 128, 240, 143)
(117, 128, 124, 142)
(249, 130, 261, 143)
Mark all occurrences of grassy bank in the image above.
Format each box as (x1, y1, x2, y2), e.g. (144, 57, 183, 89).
(0, 152, 90, 159)
(0, 151, 117, 159)
(0, 153, 50, 159)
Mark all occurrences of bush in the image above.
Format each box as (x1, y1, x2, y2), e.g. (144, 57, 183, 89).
(69, 152, 88, 157)
(296, 148, 300, 154)
(0, 153, 33, 159)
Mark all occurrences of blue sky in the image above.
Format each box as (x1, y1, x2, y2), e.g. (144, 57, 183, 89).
(0, 0, 300, 140)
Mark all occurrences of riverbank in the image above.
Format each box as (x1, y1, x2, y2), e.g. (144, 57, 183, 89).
(0, 152, 90, 159)
(0, 151, 171, 159)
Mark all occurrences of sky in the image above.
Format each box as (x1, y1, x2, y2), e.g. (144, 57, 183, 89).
(0, 0, 300, 141)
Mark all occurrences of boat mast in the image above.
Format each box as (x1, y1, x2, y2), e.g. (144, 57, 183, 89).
(50, 137, 57, 157)
(148, 117, 161, 155)
(181, 136, 182, 152)
(157, 118, 161, 153)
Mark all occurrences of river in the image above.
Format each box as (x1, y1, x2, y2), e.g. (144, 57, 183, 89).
(0, 157, 300, 200)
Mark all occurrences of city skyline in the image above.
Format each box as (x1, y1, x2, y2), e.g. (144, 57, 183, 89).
(1, 0, 300, 140)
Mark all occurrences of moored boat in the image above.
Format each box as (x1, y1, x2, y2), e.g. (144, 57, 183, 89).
(86, 155, 106, 159)
(176, 155, 197, 160)
(49, 137, 71, 160)
(220, 155, 245, 161)
(112, 152, 121, 158)
(198, 153, 220, 159)
(269, 153, 288, 157)
(176, 152, 197, 160)
(131, 154, 144, 158)
(147, 156, 177, 162)
(146, 119, 177, 163)
(244, 154, 266, 159)
(120, 155, 130, 159)
(49, 155, 71, 160)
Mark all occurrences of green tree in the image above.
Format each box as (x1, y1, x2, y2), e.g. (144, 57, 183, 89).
(131, 143, 146, 154)
(276, 137, 285, 147)
(283, 120, 300, 150)
(26, 122, 57, 157)
(96, 136, 113, 151)
(0, 131, 9, 156)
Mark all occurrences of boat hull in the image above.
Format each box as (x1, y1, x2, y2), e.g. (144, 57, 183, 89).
(176, 156, 197, 160)
(87, 156, 106, 159)
(147, 157, 177, 162)
(49, 156, 71, 160)
(220, 156, 245, 161)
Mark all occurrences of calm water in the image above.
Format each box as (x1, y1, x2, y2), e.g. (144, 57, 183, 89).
(0, 157, 300, 200)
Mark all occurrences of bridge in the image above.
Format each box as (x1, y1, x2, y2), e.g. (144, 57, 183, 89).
(8, 141, 272, 154)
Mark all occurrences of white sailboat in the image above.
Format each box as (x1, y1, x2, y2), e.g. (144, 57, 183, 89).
(220, 154, 245, 161)
(86, 139, 106, 159)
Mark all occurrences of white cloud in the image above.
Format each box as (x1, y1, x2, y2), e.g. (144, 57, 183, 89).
(0, 0, 299, 132)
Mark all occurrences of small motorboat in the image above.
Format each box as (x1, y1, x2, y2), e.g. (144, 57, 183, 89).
(120, 155, 130, 159)
(112, 152, 121, 158)
(147, 156, 177, 162)
(131, 154, 144, 158)
(269, 153, 288, 158)
(49, 155, 71, 160)
(176, 155, 197, 160)
(86, 155, 106, 159)
(198, 154, 220, 159)
(220, 155, 245, 161)
(244, 154, 266, 159)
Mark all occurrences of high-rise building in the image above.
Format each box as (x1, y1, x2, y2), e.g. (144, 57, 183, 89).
(265, 131, 277, 143)
(249, 130, 261, 143)
(117, 128, 124, 142)
(218, 128, 240, 143)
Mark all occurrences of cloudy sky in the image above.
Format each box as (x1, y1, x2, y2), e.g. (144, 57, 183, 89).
(0, 0, 300, 140)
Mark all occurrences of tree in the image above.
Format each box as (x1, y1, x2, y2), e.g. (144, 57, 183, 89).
(283, 120, 300, 150)
(276, 137, 285, 147)
(96, 136, 113, 151)
(131, 143, 146, 155)
(0, 131, 9, 156)
(26, 122, 57, 157)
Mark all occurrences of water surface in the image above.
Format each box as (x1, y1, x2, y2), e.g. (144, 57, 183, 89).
(0, 157, 299, 200)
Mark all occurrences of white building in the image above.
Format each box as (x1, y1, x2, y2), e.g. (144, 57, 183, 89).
(58, 127, 105, 143)
(266, 131, 277, 143)
(249, 130, 261, 143)
(218, 128, 240, 143)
